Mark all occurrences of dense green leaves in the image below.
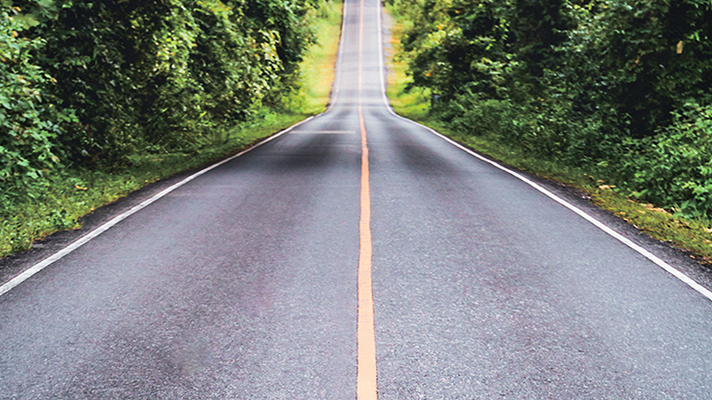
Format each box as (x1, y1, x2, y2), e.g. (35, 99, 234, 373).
(389, 0, 712, 218)
(0, 6, 71, 199)
(0, 0, 323, 201)
(626, 102, 712, 218)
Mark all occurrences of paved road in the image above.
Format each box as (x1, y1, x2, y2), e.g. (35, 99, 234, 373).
(2, 0, 712, 398)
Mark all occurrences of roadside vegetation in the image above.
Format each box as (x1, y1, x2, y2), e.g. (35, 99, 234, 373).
(0, 0, 342, 257)
(385, 0, 712, 263)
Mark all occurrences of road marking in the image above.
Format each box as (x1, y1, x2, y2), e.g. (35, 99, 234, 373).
(374, 0, 712, 302)
(357, 0, 378, 398)
(0, 116, 315, 298)
(358, 106, 377, 400)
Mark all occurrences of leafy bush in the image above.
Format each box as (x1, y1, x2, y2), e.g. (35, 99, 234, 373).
(389, 0, 712, 218)
(0, 0, 323, 198)
(625, 103, 712, 218)
(32, 0, 319, 165)
(0, 5, 74, 200)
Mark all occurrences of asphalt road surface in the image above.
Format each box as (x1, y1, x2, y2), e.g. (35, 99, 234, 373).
(2, 0, 712, 398)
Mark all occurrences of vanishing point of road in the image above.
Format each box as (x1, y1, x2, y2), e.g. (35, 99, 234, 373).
(2, 0, 712, 398)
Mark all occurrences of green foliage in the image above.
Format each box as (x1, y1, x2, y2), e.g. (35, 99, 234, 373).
(0, 0, 323, 201)
(390, 0, 712, 218)
(558, 0, 712, 139)
(625, 102, 712, 218)
(0, 5, 74, 201)
(0, 0, 341, 258)
(32, 0, 319, 164)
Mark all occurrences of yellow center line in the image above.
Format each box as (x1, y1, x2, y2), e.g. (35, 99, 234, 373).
(357, 0, 378, 398)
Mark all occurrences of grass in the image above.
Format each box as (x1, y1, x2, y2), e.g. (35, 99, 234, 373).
(384, 6, 712, 265)
(296, 0, 343, 115)
(0, 2, 344, 259)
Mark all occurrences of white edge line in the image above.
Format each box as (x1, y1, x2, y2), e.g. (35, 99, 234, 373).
(375, 0, 712, 302)
(0, 116, 315, 298)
